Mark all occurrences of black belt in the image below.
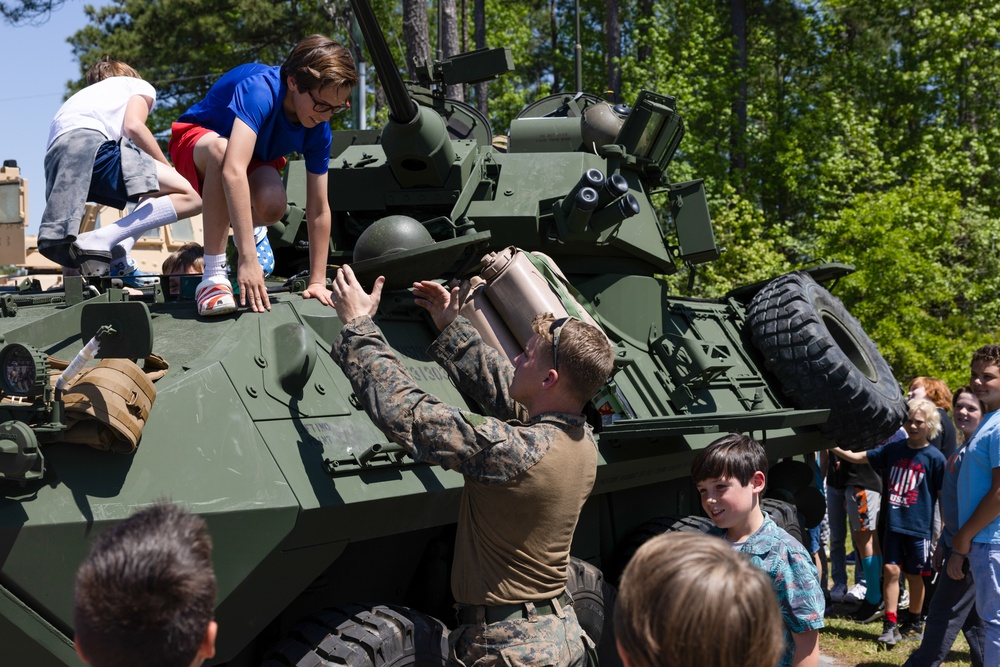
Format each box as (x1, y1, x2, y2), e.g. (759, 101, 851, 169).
(456, 592, 573, 625)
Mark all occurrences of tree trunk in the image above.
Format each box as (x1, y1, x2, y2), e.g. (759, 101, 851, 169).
(402, 0, 430, 81)
(637, 0, 652, 66)
(730, 0, 748, 184)
(440, 0, 464, 100)
(605, 0, 621, 99)
(550, 0, 560, 92)
(473, 0, 487, 116)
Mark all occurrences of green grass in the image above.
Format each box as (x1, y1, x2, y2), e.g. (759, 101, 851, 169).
(818, 533, 971, 666)
(820, 607, 971, 666)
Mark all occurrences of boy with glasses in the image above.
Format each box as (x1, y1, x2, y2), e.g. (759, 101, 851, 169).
(168, 34, 357, 317)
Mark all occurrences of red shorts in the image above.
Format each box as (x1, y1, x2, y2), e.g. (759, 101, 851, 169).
(168, 122, 287, 196)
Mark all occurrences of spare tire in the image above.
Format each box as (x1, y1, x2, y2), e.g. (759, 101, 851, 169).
(747, 271, 905, 450)
(567, 557, 621, 667)
(761, 496, 806, 548)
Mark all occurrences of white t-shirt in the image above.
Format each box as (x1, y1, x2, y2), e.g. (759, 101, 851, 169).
(46, 76, 156, 149)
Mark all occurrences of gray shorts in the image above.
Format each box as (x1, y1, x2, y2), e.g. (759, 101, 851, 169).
(846, 486, 881, 533)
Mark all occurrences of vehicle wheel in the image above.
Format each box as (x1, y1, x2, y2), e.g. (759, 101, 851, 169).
(567, 557, 621, 667)
(609, 515, 715, 584)
(761, 496, 806, 548)
(262, 603, 448, 667)
(747, 271, 906, 450)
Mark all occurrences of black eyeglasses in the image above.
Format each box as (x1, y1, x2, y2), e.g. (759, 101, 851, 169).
(307, 89, 351, 114)
(549, 317, 570, 371)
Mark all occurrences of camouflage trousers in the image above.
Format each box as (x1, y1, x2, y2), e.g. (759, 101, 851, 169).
(448, 603, 590, 667)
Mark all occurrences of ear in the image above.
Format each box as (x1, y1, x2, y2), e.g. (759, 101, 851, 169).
(286, 75, 298, 92)
(195, 621, 218, 663)
(542, 368, 559, 388)
(74, 641, 89, 664)
(616, 640, 631, 667)
(750, 470, 766, 494)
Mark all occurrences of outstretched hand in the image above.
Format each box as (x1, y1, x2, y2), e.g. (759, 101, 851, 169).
(331, 265, 384, 323)
(413, 280, 460, 331)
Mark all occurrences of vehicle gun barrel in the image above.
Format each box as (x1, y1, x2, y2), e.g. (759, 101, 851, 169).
(348, 0, 416, 124)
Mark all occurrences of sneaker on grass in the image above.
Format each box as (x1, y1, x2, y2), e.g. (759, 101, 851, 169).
(877, 619, 901, 646)
(845, 583, 867, 603)
(853, 599, 884, 624)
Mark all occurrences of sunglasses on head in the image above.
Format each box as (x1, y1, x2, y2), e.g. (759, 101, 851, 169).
(549, 317, 571, 371)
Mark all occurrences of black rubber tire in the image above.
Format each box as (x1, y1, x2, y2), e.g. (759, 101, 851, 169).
(567, 557, 621, 667)
(747, 271, 906, 450)
(609, 515, 715, 584)
(261, 604, 449, 667)
(761, 496, 806, 548)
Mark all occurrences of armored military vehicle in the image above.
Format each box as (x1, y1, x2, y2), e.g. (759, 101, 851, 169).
(0, 1, 905, 664)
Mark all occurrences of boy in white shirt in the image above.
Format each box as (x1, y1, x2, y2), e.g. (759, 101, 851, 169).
(38, 57, 201, 286)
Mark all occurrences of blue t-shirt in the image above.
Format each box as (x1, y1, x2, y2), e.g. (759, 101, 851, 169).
(711, 514, 825, 667)
(178, 63, 332, 175)
(941, 445, 970, 548)
(867, 440, 946, 539)
(958, 410, 1000, 544)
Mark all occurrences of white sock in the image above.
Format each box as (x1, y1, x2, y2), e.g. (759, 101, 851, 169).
(76, 198, 178, 252)
(203, 253, 228, 282)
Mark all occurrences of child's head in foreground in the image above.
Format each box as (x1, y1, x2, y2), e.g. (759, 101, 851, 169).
(614, 531, 784, 667)
(73, 502, 217, 667)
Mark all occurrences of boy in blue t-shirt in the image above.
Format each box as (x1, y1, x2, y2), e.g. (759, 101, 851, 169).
(951, 344, 1000, 666)
(831, 397, 946, 645)
(168, 35, 358, 317)
(692, 433, 825, 667)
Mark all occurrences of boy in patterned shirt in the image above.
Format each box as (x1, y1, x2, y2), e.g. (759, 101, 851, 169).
(692, 434, 825, 667)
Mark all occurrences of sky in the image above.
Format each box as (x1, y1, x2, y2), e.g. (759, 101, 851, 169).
(1, 1, 95, 235)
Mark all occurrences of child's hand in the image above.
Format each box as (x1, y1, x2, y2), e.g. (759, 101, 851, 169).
(947, 533, 972, 580)
(302, 282, 334, 307)
(237, 256, 270, 313)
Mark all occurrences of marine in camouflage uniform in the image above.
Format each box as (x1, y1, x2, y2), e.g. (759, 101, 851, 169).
(330, 267, 611, 667)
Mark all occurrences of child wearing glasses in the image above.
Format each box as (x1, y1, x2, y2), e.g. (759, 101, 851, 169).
(168, 35, 358, 317)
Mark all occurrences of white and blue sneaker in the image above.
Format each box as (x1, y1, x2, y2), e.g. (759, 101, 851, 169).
(111, 245, 159, 288)
(255, 226, 274, 278)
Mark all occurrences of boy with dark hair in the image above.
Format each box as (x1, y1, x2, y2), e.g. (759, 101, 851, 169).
(691, 433, 825, 667)
(169, 34, 359, 316)
(73, 502, 217, 667)
(950, 344, 1000, 665)
(831, 397, 947, 645)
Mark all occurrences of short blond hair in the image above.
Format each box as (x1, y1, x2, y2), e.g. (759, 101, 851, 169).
(615, 532, 784, 667)
(907, 397, 942, 441)
(86, 55, 140, 85)
(531, 313, 614, 404)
